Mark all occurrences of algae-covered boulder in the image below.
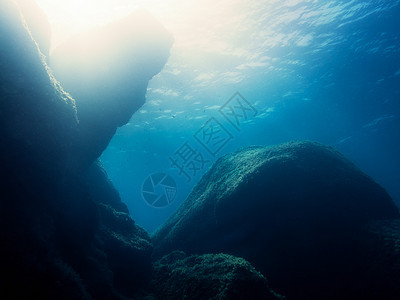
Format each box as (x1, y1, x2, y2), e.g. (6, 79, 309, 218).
(51, 9, 174, 168)
(150, 251, 284, 300)
(152, 141, 400, 299)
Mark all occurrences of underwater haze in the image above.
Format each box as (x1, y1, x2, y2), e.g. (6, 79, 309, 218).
(3, 0, 400, 298)
(92, 0, 400, 232)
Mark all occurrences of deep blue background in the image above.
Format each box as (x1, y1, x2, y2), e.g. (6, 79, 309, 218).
(101, 0, 400, 233)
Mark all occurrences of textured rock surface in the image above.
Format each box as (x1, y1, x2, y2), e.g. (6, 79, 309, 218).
(51, 9, 174, 169)
(152, 141, 400, 299)
(149, 251, 284, 300)
(0, 1, 169, 299)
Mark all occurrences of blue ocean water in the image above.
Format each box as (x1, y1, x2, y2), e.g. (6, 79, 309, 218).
(100, 0, 400, 232)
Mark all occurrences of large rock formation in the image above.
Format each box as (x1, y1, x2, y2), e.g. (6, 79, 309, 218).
(0, 1, 171, 299)
(152, 141, 400, 299)
(50, 9, 174, 169)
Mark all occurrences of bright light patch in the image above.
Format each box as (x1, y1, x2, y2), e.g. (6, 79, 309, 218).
(35, 0, 243, 52)
(35, 1, 184, 49)
(35, 0, 138, 48)
(32, 0, 384, 92)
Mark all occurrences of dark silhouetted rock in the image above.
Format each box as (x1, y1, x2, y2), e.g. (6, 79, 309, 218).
(1, 1, 168, 299)
(51, 9, 174, 169)
(149, 251, 284, 300)
(152, 141, 400, 299)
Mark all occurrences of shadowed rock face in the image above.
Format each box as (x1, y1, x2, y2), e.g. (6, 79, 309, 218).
(1, 1, 170, 299)
(50, 9, 174, 169)
(152, 141, 400, 299)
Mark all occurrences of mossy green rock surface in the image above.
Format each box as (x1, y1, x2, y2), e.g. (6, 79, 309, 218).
(153, 141, 400, 299)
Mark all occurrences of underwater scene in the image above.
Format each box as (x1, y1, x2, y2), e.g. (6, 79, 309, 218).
(1, 0, 400, 299)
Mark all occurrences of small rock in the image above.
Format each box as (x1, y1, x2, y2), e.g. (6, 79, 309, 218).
(150, 251, 284, 300)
